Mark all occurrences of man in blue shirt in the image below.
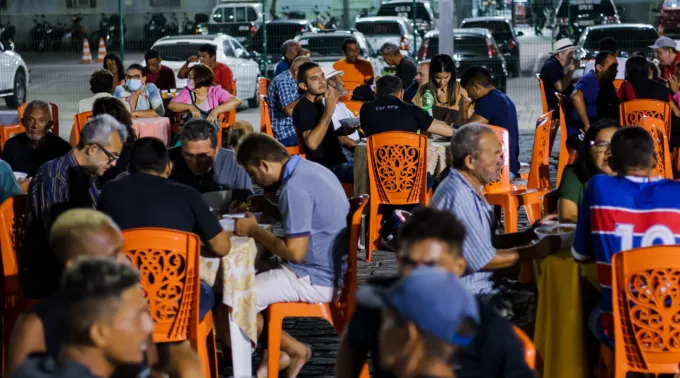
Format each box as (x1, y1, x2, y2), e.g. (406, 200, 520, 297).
(234, 133, 349, 377)
(568, 50, 619, 150)
(539, 38, 578, 111)
(267, 56, 310, 147)
(461, 65, 520, 179)
(273, 40, 309, 78)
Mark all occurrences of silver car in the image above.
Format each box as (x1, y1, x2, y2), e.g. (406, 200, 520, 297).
(354, 16, 422, 56)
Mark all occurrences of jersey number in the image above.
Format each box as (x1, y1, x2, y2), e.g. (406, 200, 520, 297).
(615, 223, 676, 251)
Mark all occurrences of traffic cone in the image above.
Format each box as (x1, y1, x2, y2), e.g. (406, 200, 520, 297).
(81, 39, 92, 64)
(96, 37, 107, 63)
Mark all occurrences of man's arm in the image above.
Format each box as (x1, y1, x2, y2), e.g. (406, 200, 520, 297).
(555, 61, 578, 92)
(6, 313, 46, 373)
(283, 98, 301, 117)
(206, 230, 233, 257)
(482, 235, 560, 271)
(468, 113, 489, 124)
(248, 226, 309, 263)
(301, 93, 337, 150)
(427, 119, 454, 137)
(177, 56, 198, 79)
(571, 90, 591, 131)
(338, 136, 357, 150)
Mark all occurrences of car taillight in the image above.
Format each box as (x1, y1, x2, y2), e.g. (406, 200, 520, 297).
(250, 25, 257, 34)
(508, 39, 516, 50)
(555, 17, 568, 25)
(602, 16, 618, 24)
(487, 39, 497, 58)
(400, 35, 409, 50)
(418, 38, 429, 59)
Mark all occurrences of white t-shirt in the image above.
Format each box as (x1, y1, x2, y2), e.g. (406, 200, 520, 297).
(329, 101, 360, 141)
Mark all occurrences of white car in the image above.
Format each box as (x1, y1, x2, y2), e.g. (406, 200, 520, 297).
(148, 34, 261, 108)
(0, 46, 28, 109)
(354, 16, 422, 57)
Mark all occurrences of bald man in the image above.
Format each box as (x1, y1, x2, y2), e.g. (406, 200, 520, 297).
(404, 60, 430, 103)
(267, 55, 312, 146)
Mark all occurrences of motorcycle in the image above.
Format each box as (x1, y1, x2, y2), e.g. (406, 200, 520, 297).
(0, 20, 16, 51)
(90, 13, 125, 51)
(323, 7, 339, 29)
(62, 14, 86, 52)
(313, 6, 327, 30)
(29, 15, 47, 51)
(166, 13, 179, 36)
(143, 13, 168, 46)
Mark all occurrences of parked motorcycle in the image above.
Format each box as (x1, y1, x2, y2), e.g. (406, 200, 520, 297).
(166, 13, 179, 36)
(324, 7, 339, 29)
(0, 20, 16, 51)
(143, 13, 168, 46)
(62, 14, 86, 52)
(181, 13, 207, 35)
(90, 13, 125, 51)
(313, 6, 327, 30)
(29, 15, 47, 51)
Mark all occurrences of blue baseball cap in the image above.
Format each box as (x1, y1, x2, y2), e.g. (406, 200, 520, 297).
(357, 266, 480, 346)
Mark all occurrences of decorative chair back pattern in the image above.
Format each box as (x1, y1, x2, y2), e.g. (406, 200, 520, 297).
(638, 118, 674, 179)
(122, 228, 200, 343)
(18, 102, 60, 136)
(620, 99, 671, 136)
(527, 111, 554, 190)
(536, 74, 548, 114)
(366, 131, 428, 205)
(611, 246, 680, 375)
(258, 77, 270, 96)
(483, 125, 512, 194)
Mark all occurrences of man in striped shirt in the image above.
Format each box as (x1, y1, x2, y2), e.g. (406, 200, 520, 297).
(430, 123, 559, 311)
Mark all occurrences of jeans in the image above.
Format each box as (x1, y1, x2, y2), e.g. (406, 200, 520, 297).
(198, 280, 216, 320)
(328, 162, 354, 184)
(279, 134, 298, 147)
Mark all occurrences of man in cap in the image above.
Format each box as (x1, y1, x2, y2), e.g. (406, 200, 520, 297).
(324, 67, 360, 158)
(357, 266, 479, 378)
(539, 38, 579, 111)
(650, 36, 680, 80)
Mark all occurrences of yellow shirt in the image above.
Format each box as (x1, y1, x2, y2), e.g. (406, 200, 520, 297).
(333, 58, 375, 92)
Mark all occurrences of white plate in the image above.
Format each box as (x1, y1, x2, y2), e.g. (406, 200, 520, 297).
(535, 223, 577, 249)
(13, 172, 27, 180)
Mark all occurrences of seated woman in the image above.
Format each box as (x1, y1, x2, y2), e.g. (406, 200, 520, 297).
(412, 54, 474, 126)
(168, 64, 242, 127)
(93, 97, 138, 183)
(557, 119, 620, 223)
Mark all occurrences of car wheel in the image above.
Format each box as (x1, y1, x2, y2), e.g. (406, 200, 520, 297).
(5, 69, 26, 109)
(247, 84, 259, 108)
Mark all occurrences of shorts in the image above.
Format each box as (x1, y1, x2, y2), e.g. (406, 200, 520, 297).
(255, 264, 335, 312)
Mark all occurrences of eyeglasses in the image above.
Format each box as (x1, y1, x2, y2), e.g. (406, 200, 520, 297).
(93, 143, 120, 164)
(397, 255, 439, 268)
(125, 75, 142, 80)
(590, 140, 611, 152)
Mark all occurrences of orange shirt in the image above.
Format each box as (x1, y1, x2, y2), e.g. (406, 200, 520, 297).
(333, 58, 374, 92)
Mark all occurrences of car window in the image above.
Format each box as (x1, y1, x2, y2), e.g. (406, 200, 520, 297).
(583, 28, 658, 53)
(247, 7, 258, 22)
(299, 35, 371, 57)
(224, 7, 234, 22)
(462, 21, 512, 41)
(247, 23, 308, 53)
(212, 8, 224, 23)
(356, 21, 402, 35)
(377, 3, 432, 22)
(232, 39, 249, 58)
(422, 35, 488, 58)
(234, 7, 247, 22)
(224, 41, 236, 57)
(153, 43, 208, 62)
(557, 0, 616, 17)
(665, 0, 680, 6)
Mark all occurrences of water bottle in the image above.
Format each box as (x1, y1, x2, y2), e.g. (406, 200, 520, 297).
(421, 89, 435, 116)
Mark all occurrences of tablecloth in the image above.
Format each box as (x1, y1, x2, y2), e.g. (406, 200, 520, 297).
(132, 117, 171, 146)
(353, 140, 449, 196)
(199, 236, 258, 344)
(533, 249, 600, 378)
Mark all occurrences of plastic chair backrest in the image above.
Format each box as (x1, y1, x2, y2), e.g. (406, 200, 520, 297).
(260, 95, 274, 137)
(513, 325, 536, 369)
(122, 228, 200, 343)
(366, 131, 428, 205)
(258, 77, 270, 96)
(0, 195, 27, 294)
(536, 74, 548, 114)
(72, 111, 94, 147)
(527, 111, 554, 190)
(232, 79, 237, 96)
(620, 99, 671, 136)
(18, 102, 60, 136)
(637, 118, 674, 179)
(0, 125, 25, 151)
(613, 79, 624, 91)
(554, 93, 571, 188)
(611, 246, 680, 375)
(342, 100, 363, 116)
(483, 125, 512, 194)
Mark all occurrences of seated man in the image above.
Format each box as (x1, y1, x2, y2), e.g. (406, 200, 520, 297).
(2, 100, 71, 177)
(431, 124, 559, 308)
(25, 114, 127, 299)
(539, 38, 578, 112)
(332, 38, 374, 92)
(293, 62, 353, 183)
(572, 126, 680, 346)
(404, 60, 430, 103)
(336, 208, 535, 378)
(324, 69, 360, 158)
(360, 75, 454, 137)
(169, 119, 253, 203)
(178, 44, 234, 94)
(380, 42, 417, 88)
(143, 48, 176, 91)
(273, 40, 303, 78)
(267, 56, 310, 146)
(358, 266, 479, 378)
(114, 63, 165, 118)
(78, 70, 130, 113)
(462, 65, 520, 179)
(234, 133, 349, 377)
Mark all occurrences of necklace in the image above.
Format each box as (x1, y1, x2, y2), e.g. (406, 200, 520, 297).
(195, 92, 208, 100)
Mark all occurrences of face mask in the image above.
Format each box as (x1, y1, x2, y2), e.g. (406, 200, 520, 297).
(187, 80, 196, 91)
(126, 79, 143, 91)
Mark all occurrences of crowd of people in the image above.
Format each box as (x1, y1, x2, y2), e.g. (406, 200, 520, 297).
(0, 32, 678, 378)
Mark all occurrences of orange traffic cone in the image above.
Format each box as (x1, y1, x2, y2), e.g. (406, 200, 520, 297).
(81, 39, 92, 64)
(96, 37, 107, 63)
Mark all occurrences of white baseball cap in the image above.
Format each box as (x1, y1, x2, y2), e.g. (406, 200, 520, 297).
(552, 38, 575, 54)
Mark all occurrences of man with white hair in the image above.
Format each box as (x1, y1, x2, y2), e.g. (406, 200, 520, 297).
(324, 68, 360, 158)
(24, 114, 127, 299)
(404, 60, 430, 103)
(539, 38, 579, 111)
(274, 40, 310, 78)
(380, 42, 417, 89)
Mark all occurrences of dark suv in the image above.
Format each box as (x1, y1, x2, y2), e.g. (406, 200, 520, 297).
(461, 17, 524, 77)
(377, 0, 437, 36)
(244, 19, 315, 77)
(552, 0, 621, 41)
(417, 28, 508, 93)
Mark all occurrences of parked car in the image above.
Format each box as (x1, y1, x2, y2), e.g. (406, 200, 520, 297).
(294, 29, 383, 78)
(377, 0, 437, 36)
(207, 2, 263, 43)
(418, 28, 508, 93)
(244, 19, 315, 78)
(0, 47, 28, 108)
(657, 0, 680, 36)
(354, 16, 421, 57)
(552, 0, 621, 41)
(573, 23, 658, 78)
(148, 34, 261, 108)
(461, 16, 522, 77)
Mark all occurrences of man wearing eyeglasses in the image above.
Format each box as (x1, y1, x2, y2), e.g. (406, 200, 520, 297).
(24, 114, 127, 299)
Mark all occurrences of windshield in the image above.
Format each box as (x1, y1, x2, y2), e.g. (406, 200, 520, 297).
(246, 23, 308, 54)
(462, 21, 512, 41)
(582, 28, 658, 52)
(356, 21, 402, 35)
(298, 36, 370, 57)
(665, 0, 680, 7)
(557, 0, 616, 17)
(423, 35, 489, 58)
(152, 43, 208, 62)
(378, 3, 432, 22)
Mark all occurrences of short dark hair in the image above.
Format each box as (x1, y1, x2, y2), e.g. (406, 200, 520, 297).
(92, 97, 135, 144)
(297, 61, 320, 83)
(180, 119, 218, 148)
(624, 55, 648, 80)
(126, 63, 145, 74)
(460, 65, 493, 88)
(376, 75, 403, 96)
(609, 126, 656, 173)
(280, 39, 298, 57)
(599, 37, 618, 53)
(573, 118, 620, 182)
(199, 43, 217, 57)
(90, 69, 114, 94)
(342, 38, 358, 52)
(189, 64, 214, 88)
(62, 258, 140, 345)
(595, 50, 616, 68)
(144, 49, 160, 62)
(396, 207, 466, 257)
(129, 137, 169, 174)
(236, 133, 291, 167)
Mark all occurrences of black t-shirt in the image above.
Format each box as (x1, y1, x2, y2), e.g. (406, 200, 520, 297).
(360, 95, 434, 137)
(98, 173, 222, 242)
(1, 133, 71, 177)
(396, 57, 418, 88)
(539, 56, 572, 111)
(32, 292, 67, 359)
(292, 96, 347, 167)
(347, 276, 535, 378)
(9, 355, 100, 378)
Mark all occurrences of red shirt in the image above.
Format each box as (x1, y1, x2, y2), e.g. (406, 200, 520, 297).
(660, 52, 680, 80)
(212, 63, 234, 94)
(144, 65, 177, 91)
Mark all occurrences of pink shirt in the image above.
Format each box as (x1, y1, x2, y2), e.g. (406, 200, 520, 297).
(171, 85, 233, 109)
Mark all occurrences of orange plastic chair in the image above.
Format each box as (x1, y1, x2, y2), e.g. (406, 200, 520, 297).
(613, 79, 623, 91)
(619, 99, 671, 136)
(122, 228, 218, 378)
(258, 77, 270, 96)
(513, 325, 536, 369)
(536, 74, 549, 114)
(554, 93, 578, 188)
(610, 245, 680, 377)
(71, 111, 93, 147)
(365, 132, 428, 259)
(260, 95, 274, 137)
(636, 118, 673, 179)
(18, 102, 60, 137)
(267, 195, 369, 377)
(342, 100, 364, 117)
(0, 195, 30, 374)
(232, 79, 237, 96)
(0, 125, 25, 152)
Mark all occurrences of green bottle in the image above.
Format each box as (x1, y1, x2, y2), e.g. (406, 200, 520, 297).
(421, 89, 435, 112)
